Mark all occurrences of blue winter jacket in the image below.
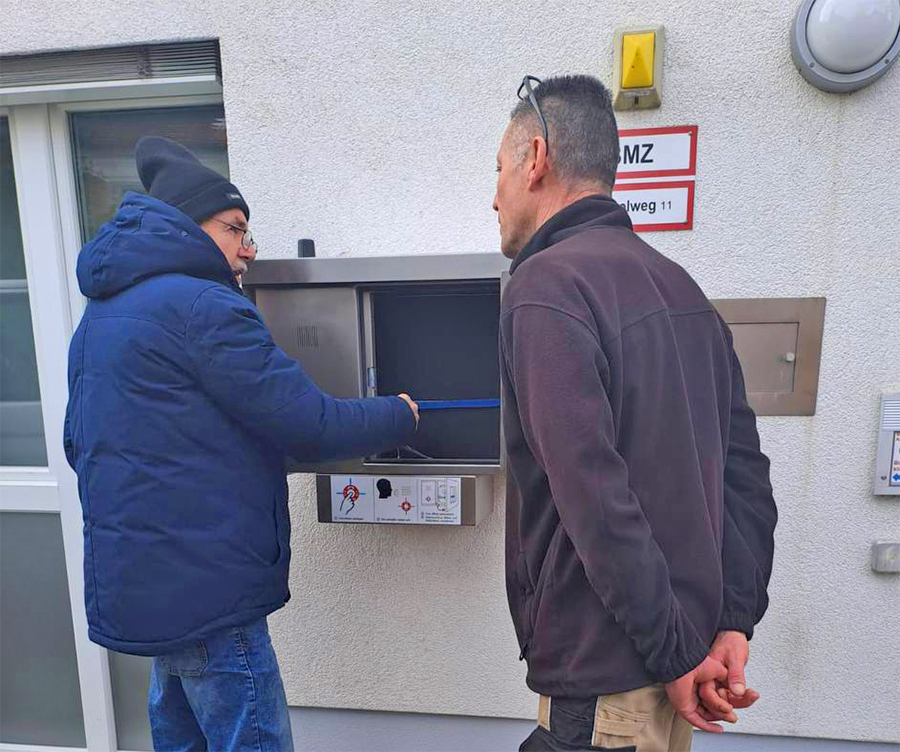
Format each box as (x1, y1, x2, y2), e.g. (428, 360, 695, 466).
(64, 193, 415, 656)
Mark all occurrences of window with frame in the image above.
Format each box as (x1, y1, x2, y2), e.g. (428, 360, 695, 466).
(0, 116, 47, 467)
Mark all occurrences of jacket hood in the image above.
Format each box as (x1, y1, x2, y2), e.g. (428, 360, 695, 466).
(76, 192, 239, 299)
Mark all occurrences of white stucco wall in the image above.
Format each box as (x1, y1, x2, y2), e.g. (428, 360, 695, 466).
(4, 0, 899, 744)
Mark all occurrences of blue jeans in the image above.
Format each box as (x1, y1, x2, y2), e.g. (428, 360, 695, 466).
(149, 618, 293, 752)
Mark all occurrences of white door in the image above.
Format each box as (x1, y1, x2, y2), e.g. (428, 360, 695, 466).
(0, 97, 230, 752)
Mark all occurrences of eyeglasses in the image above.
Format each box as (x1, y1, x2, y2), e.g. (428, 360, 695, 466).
(210, 218, 256, 249)
(517, 75, 549, 154)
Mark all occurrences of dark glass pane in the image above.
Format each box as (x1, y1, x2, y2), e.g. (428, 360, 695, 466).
(0, 512, 86, 746)
(0, 119, 26, 280)
(70, 105, 229, 241)
(0, 291, 42, 402)
(109, 651, 154, 751)
(0, 117, 47, 467)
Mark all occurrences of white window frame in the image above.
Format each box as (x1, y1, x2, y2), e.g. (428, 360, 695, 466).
(0, 105, 58, 510)
(1, 93, 225, 752)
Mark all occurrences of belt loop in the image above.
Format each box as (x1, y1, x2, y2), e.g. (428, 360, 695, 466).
(538, 695, 551, 731)
(591, 696, 603, 748)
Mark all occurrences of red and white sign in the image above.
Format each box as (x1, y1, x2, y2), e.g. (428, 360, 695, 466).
(616, 125, 698, 179)
(612, 181, 694, 232)
(614, 125, 698, 231)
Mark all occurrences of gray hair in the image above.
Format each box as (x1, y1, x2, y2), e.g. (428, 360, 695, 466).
(510, 74, 619, 191)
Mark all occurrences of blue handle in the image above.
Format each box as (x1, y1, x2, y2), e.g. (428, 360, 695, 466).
(417, 399, 500, 411)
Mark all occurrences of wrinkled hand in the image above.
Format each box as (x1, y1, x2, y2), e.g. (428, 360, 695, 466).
(699, 630, 760, 718)
(398, 393, 419, 426)
(664, 656, 734, 734)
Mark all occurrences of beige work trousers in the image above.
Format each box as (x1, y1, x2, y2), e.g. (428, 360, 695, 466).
(537, 684, 693, 751)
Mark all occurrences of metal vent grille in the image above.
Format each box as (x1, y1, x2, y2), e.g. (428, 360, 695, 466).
(298, 326, 319, 348)
(882, 396, 900, 431)
(0, 40, 221, 88)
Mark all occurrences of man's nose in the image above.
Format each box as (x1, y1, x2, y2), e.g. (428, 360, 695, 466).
(242, 242, 257, 260)
(492, 194, 499, 212)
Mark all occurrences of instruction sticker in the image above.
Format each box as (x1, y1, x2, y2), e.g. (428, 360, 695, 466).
(330, 476, 374, 523)
(328, 476, 462, 525)
(417, 478, 461, 526)
(891, 432, 900, 487)
(372, 476, 418, 524)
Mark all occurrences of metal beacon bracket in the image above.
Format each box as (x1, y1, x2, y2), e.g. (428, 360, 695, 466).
(242, 252, 511, 527)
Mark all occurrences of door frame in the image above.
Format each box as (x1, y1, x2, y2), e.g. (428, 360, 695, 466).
(1, 93, 224, 752)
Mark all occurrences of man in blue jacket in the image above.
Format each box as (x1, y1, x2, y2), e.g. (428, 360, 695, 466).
(495, 76, 777, 751)
(64, 137, 418, 751)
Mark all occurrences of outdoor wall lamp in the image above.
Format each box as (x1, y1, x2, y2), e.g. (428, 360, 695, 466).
(791, 0, 900, 92)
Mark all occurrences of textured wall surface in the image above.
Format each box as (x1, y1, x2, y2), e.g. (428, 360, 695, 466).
(4, 0, 899, 743)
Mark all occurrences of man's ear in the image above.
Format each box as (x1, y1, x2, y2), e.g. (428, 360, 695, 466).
(526, 137, 550, 191)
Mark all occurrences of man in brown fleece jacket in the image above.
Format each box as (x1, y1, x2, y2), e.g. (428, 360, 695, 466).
(495, 75, 777, 752)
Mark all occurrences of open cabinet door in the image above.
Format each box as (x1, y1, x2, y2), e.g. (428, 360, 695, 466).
(368, 281, 501, 464)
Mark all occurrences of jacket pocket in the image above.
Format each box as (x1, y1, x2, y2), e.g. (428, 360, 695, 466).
(527, 527, 564, 638)
(515, 551, 533, 657)
(518, 528, 565, 660)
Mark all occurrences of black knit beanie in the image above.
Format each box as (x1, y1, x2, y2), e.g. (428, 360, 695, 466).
(135, 136, 250, 224)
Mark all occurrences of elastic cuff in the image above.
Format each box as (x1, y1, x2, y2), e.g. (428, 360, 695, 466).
(394, 397, 417, 437)
(718, 611, 757, 640)
(655, 634, 711, 684)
